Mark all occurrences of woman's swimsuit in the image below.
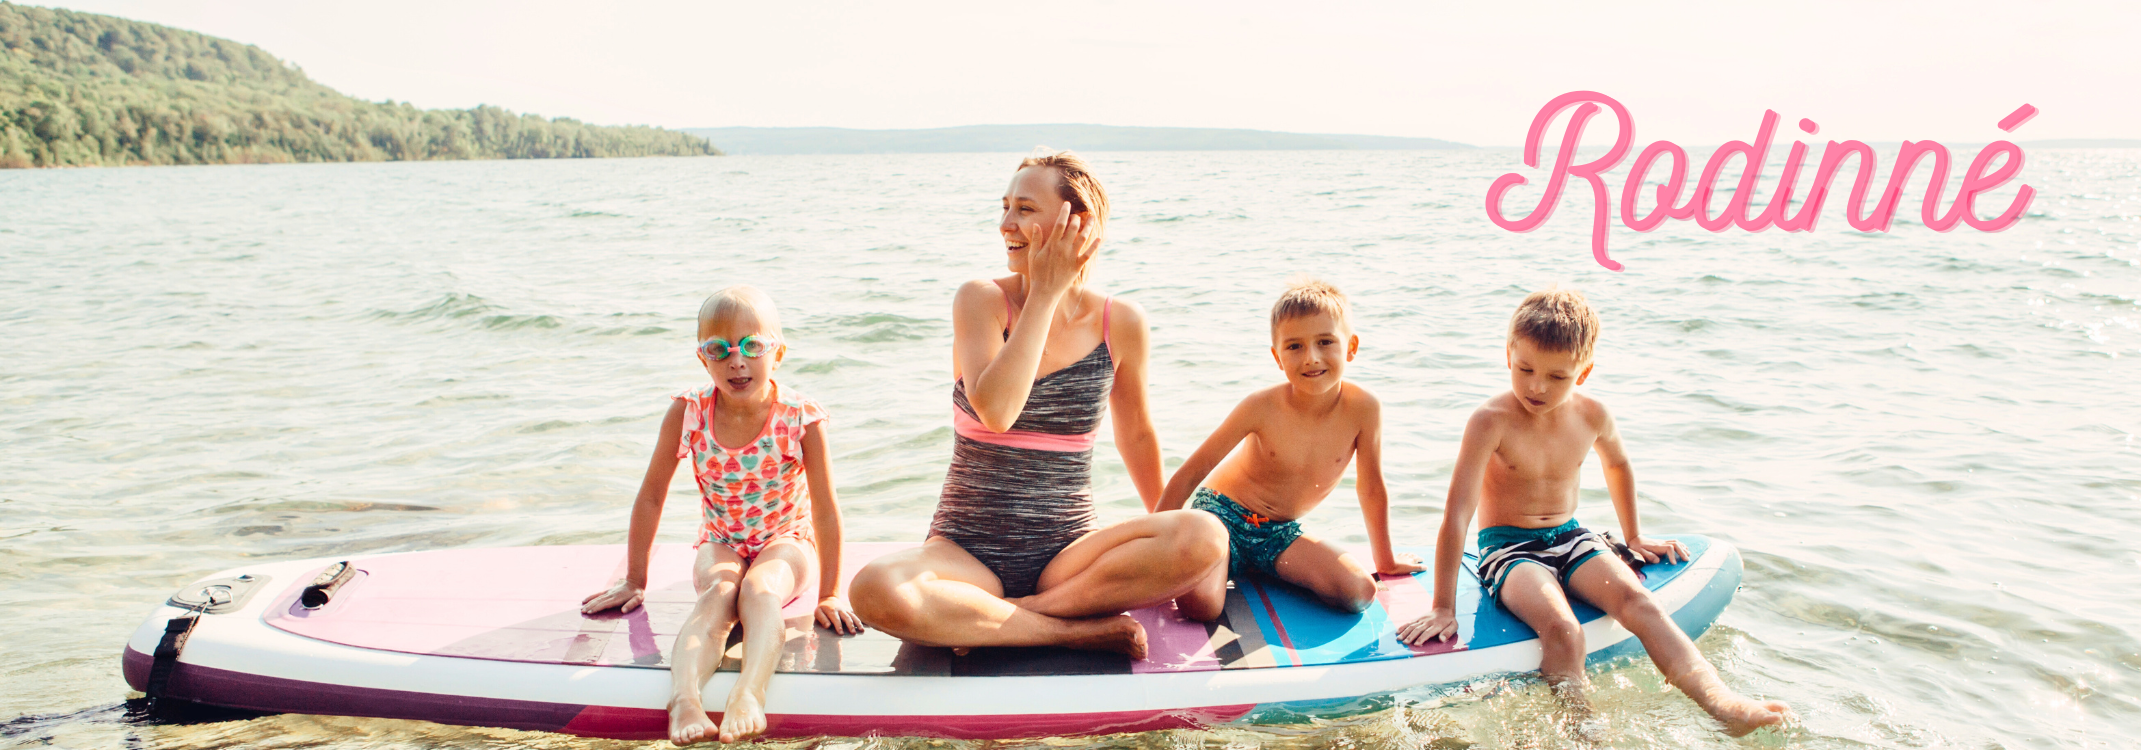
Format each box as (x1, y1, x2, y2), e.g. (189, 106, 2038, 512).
(927, 291, 1114, 598)
(675, 381, 827, 559)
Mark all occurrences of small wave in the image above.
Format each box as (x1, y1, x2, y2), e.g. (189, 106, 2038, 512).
(812, 313, 940, 343)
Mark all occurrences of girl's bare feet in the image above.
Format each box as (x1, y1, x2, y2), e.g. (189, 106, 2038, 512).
(718, 688, 769, 743)
(667, 695, 717, 746)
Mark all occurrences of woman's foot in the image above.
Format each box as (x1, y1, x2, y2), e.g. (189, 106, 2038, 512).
(1060, 614, 1148, 660)
(667, 695, 717, 746)
(717, 688, 769, 743)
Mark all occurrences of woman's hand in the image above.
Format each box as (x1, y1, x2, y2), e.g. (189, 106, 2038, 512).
(1396, 606, 1459, 645)
(815, 595, 866, 635)
(1024, 201, 1097, 299)
(580, 579, 645, 614)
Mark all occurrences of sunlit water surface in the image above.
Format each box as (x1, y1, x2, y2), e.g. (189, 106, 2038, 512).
(2, 149, 2138, 748)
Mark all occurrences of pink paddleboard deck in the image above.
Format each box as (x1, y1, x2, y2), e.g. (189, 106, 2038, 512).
(262, 543, 1459, 677)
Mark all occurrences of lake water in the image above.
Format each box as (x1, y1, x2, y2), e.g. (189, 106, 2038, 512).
(2, 148, 2137, 749)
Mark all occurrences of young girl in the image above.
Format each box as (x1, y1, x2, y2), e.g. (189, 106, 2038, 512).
(580, 286, 863, 745)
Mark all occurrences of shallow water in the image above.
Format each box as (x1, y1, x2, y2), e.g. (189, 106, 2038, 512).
(2, 148, 2137, 748)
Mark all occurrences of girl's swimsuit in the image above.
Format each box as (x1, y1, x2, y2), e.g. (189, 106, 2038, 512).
(675, 381, 827, 560)
(927, 293, 1114, 598)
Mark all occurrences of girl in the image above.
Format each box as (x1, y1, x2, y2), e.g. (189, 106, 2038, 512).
(581, 286, 863, 745)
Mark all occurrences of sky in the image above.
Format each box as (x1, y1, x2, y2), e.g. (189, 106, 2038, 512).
(36, 0, 2141, 146)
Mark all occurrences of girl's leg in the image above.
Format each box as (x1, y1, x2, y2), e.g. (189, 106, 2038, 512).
(668, 543, 746, 746)
(1270, 533, 1382, 613)
(848, 536, 1149, 656)
(718, 537, 813, 743)
(1566, 555, 1790, 736)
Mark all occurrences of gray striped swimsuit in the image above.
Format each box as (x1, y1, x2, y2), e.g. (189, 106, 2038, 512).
(927, 301, 1114, 598)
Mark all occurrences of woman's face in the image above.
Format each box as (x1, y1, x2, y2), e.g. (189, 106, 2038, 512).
(1000, 166, 1073, 274)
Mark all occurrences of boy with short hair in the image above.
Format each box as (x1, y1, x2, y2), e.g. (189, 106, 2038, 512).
(1156, 279, 1421, 612)
(1396, 288, 1790, 736)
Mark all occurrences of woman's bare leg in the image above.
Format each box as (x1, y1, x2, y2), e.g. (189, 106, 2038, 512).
(1017, 509, 1230, 621)
(668, 543, 745, 746)
(849, 536, 1147, 657)
(717, 538, 812, 744)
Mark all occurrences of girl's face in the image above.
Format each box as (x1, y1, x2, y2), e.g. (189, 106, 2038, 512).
(698, 308, 784, 399)
(999, 166, 1077, 274)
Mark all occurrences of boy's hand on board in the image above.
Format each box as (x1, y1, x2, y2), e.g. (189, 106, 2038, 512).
(1377, 552, 1426, 576)
(1396, 606, 1459, 645)
(1626, 536, 1689, 565)
(815, 595, 866, 635)
(580, 580, 645, 614)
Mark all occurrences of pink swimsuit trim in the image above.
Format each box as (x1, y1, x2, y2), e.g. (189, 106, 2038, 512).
(950, 406, 1099, 452)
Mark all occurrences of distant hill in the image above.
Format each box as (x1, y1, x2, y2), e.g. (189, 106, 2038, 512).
(0, 3, 715, 168)
(683, 124, 1473, 155)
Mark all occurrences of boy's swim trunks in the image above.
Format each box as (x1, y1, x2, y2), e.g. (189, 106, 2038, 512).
(1476, 519, 1612, 601)
(1191, 487, 1302, 580)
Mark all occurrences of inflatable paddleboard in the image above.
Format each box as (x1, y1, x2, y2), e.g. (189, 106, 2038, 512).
(122, 536, 1741, 740)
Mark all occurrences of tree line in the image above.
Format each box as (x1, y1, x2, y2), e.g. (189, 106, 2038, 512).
(0, 3, 717, 168)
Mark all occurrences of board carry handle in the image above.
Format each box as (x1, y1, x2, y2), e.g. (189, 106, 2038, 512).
(299, 562, 356, 609)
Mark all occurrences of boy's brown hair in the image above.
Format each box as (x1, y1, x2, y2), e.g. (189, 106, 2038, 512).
(1508, 287, 1600, 363)
(1271, 277, 1352, 334)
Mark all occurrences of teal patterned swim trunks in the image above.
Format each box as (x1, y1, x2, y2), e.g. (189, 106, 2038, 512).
(1190, 487, 1302, 580)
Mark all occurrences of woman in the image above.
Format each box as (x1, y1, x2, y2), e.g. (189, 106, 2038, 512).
(849, 150, 1228, 657)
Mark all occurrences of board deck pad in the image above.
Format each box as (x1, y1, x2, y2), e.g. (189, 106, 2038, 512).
(264, 538, 1704, 677)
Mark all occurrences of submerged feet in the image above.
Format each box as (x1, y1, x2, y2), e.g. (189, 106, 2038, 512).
(1707, 695, 1792, 737)
(666, 695, 717, 746)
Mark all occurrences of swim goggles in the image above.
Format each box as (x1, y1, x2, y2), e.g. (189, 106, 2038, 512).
(698, 335, 776, 360)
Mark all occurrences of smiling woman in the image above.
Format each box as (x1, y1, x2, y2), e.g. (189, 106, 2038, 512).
(848, 149, 1231, 655)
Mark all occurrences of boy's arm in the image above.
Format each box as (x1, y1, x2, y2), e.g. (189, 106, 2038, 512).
(1592, 402, 1686, 564)
(582, 399, 685, 614)
(801, 422, 865, 633)
(1105, 301, 1166, 511)
(1350, 390, 1421, 575)
(1153, 394, 1260, 512)
(1397, 406, 1497, 645)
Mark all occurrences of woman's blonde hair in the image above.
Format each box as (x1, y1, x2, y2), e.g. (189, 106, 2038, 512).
(1017, 148, 1109, 288)
(1018, 147, 1109, 249)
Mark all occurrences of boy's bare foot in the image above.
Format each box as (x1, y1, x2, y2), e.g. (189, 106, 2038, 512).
(1709, 696, 1792, 737)
(717, 689, 769, 743)
(1061, 614, 1148, 660)
(666, 695, 717, 746)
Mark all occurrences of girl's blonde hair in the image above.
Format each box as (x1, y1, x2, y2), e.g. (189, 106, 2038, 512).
(697, 285, 781, 340)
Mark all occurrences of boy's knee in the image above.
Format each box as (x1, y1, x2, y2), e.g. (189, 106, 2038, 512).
(1538, 617, 1585, 649)
(1333, 573, 1379, 614)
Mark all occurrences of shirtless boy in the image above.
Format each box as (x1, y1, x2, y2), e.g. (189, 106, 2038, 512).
(1155, 280, 1421, 611)
(1395, 288, 1789, 736)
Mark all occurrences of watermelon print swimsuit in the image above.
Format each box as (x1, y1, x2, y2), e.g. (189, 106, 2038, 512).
(674, 382, 828, 560)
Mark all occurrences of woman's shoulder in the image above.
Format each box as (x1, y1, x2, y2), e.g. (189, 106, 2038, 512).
(954, 277, 1014, 309)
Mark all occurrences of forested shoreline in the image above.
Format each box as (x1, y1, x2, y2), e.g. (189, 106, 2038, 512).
(0, 3, 716, 168)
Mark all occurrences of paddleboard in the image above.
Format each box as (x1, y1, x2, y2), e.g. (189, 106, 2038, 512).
(121, 536, 1741, 740)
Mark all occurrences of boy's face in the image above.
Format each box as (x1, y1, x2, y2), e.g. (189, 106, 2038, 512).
(1269, 312, 1357, 395)
(699, 308, 785, 399)
(1506, 336, 1592, 415)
